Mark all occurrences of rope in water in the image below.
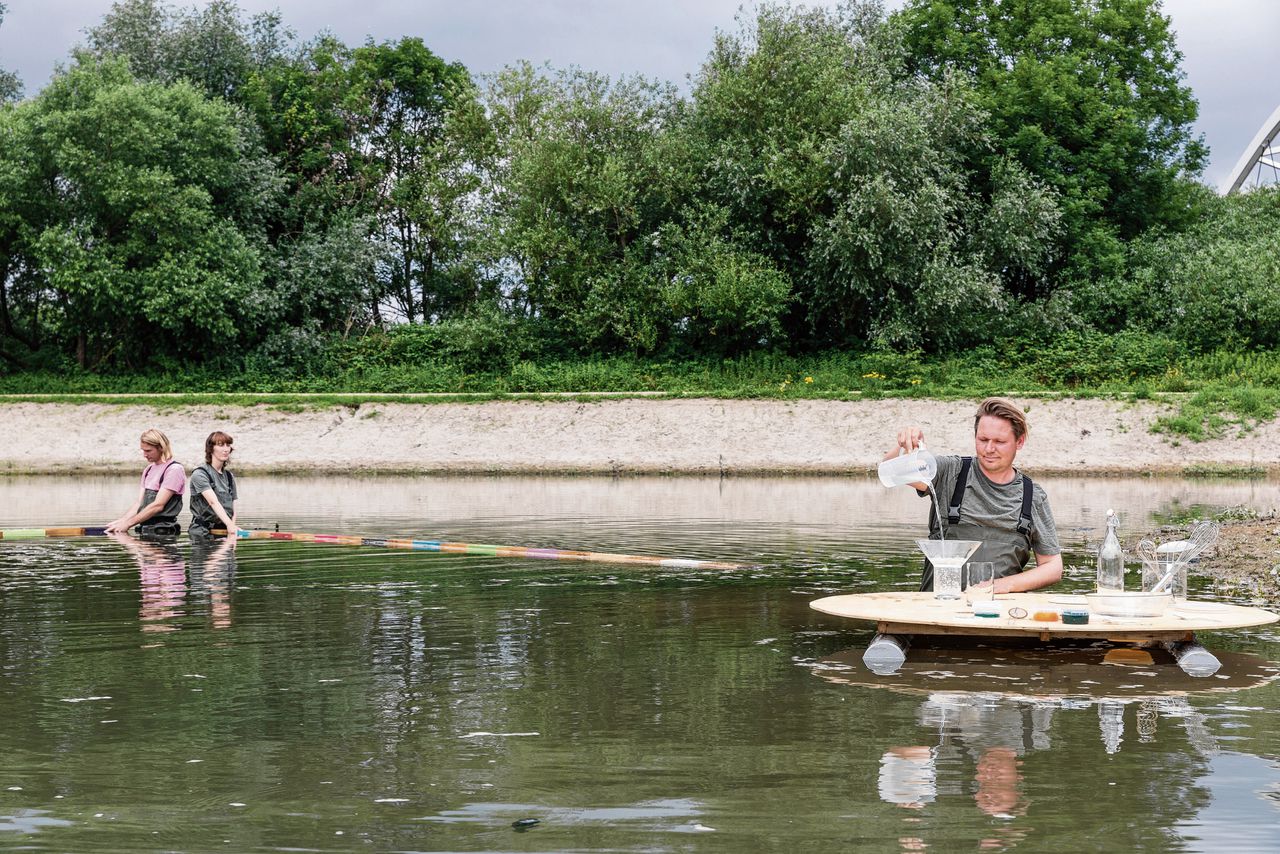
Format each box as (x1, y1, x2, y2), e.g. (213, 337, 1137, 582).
(0, 526, 751, 571)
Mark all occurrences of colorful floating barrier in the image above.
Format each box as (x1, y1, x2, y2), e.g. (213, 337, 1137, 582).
(222, 528, 750, 570)
(0, 526, 750, 571)
(0, 527, 108, 540)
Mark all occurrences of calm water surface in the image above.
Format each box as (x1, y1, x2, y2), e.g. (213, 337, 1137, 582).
(2, 475, 1280, 853)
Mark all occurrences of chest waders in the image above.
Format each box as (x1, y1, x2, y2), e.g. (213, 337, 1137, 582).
(920, 457, 1034, 592)
(138, 460, 183, 537)
(189, 464, 236, 537)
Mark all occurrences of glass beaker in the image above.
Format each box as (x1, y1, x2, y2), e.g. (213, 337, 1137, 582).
(965, 562, 995, 605)
(1156, 542, 1190, 601)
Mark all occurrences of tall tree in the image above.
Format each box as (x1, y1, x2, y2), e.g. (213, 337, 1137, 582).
(482, 63, 686, 352)
(347, 38, 480, 323)
(679, 2, 1061, 350)
(85, 0, 287, 102)
(894, 0, 1207, 284)
(2, 59, 279, 369)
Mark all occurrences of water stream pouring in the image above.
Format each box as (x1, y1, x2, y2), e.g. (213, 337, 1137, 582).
(916, 539, 981, 600)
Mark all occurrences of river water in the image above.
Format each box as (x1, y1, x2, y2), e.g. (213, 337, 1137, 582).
(2, 474, 1279, 852)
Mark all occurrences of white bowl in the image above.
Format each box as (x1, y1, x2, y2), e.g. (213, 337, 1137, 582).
(1085, 591, 1172, 618)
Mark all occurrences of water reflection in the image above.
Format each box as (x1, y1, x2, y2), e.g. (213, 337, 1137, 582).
(189, 538, 237, 630)
(110, 533, 186, 633)
(107, 533, 238, 632)
(812, 640, 1280, 849)
(1, 475, 1279, 851)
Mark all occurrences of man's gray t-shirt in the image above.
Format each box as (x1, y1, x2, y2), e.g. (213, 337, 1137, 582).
(923, 454, 1060, 556)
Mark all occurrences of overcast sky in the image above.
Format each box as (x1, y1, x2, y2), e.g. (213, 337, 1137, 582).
(1, 0, 1276, 189)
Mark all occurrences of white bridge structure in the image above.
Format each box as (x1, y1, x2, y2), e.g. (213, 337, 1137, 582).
(1225, 104, 1280, 194)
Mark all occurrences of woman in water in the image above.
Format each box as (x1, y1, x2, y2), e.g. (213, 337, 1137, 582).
(188, 430, 238, 539)
(105, 428, 186, 536)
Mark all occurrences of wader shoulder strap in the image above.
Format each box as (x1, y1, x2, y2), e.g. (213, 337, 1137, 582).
(947, 457, 973, 525)
(947, 457, 1035, 538)
(1016, 473, 1034, 537)
(196, 464, 234, 500)
(155, 460, 179, 488)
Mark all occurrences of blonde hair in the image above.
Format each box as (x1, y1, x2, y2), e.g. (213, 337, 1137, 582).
(139, 428, 173, 461)
(974, 397, 1028, 441)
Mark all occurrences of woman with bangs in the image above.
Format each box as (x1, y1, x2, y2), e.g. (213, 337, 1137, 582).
(189, 430, 239, 539)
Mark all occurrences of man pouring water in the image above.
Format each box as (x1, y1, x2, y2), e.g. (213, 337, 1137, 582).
(885, 397, 1063, 594)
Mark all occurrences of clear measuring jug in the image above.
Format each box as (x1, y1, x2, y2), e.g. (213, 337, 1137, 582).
(879, 446, 937, 488)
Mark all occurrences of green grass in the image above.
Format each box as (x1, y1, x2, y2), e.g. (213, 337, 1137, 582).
(1183, 463, 1269, 479)
(4, 341, 1280, 441)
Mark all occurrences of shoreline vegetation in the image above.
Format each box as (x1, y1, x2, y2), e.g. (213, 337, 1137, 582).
(5, 339, 1280, 443)
(4, 2, 1279, 441)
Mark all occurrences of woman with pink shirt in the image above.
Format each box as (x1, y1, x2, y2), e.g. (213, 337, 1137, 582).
(105, 428, 187, 536)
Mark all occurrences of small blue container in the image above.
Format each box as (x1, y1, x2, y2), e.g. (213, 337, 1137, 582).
(1061, 608, 1090, 625)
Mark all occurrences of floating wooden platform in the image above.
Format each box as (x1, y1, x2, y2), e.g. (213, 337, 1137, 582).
(810, 591, 1278, 643)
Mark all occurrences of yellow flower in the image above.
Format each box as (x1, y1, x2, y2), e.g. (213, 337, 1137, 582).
(910, 378, 922, 385)
(803, 376, 813, 383)
(862, 372, 884, 380)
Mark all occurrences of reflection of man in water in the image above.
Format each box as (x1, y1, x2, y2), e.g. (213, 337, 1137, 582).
(110, 532, 186, 633)
(974, 747, 1021, 818)
(189, 536, 237, 630)
(880, 691, 1050, 840)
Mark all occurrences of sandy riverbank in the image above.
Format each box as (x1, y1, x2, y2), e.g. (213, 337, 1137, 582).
(3, 396, 1278, 476)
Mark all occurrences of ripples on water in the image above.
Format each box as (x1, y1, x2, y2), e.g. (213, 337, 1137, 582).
(1, 475, 1279, 851)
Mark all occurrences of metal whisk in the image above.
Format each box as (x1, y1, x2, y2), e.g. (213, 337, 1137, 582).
(1150, 521, 1220, 594)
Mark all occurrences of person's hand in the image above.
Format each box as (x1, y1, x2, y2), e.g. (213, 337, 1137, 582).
(105, 519, 128, 533)
(895, 426, 926, 453)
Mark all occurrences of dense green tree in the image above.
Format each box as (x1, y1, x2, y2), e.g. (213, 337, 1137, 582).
(0, 59, 280, 368)
(85, 0, 288, 102)
(348, 38, 481, 323)
(679, 2, 1061, 350)
(894, 0, 1208, 285)
(242, 35, 485, 326)
(1075, 187, 1280, 351)
(481, 63, 683, 352)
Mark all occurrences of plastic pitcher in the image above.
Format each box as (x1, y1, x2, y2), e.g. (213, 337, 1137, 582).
(879, 447, 937, 488)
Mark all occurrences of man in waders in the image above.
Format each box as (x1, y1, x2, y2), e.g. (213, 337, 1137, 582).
(887, 397, 1062, 594)
(105, 428, 187, 537)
